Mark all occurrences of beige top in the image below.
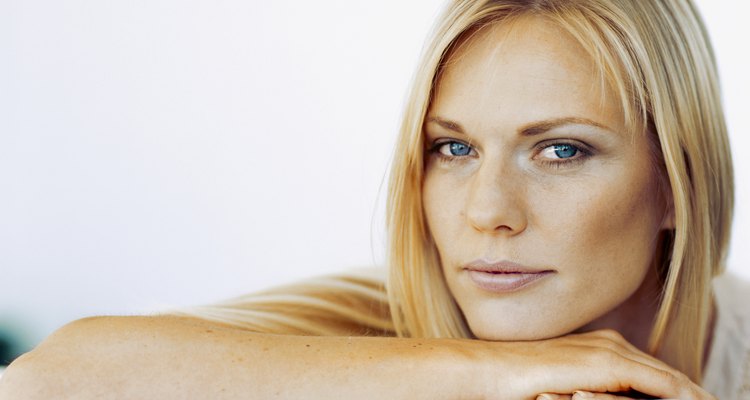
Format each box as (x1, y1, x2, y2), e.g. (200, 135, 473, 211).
(703, 273, 750, 398)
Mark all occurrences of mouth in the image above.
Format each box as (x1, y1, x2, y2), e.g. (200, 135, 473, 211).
(463, 260, 555, 293)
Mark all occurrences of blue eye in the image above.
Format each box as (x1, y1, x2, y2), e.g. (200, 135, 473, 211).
(448, 142, 471, 156)
(432, 140, 475, 158)
(540, 143, 580, 160)
(553, 144, 578, 158)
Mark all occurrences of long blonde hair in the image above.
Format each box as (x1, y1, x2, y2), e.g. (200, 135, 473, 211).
(175, 0, 733, 384)
(386, 0, 733, 383)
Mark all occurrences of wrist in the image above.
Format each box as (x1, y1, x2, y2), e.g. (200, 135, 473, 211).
(422, 338, 518, 399)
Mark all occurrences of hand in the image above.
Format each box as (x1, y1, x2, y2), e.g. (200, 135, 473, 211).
(536, 391, 678, 400)
(468, 329, 715, 400)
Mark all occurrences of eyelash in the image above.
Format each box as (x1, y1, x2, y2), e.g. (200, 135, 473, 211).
(428, 140, 475, 165)
(534, 141, 592, 169)
(427, 139, 592, 168)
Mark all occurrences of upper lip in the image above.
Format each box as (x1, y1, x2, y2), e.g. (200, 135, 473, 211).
(463, 259, 553, 274)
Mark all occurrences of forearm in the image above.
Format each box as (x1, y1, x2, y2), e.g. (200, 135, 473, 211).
(1, 318, 711, 399)
(0, 316, 474, 399)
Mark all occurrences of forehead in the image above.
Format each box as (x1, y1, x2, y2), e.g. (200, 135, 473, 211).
(431, 16, 626, 134)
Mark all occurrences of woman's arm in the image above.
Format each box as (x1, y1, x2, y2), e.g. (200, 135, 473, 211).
(0, 315, 472, 399)
(0, 316, 712, 399)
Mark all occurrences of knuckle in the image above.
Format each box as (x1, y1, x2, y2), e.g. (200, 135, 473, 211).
(592, 337, 620, 352)
(583, 330, 627, 353)
(595, 329, 625, 342)
(671, 372, 713, 400)
(661, 370, 688, 392)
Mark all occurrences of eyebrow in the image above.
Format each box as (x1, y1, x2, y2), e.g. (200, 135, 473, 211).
(425, 116, 613, 136)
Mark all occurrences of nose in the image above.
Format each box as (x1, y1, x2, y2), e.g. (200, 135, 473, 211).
(465, 160, 527, 235)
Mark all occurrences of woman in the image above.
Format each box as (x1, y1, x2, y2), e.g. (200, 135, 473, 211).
(1, 0, 747, 398)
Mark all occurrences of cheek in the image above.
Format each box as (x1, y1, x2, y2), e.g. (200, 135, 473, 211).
(532, 168, 662, 282)
(422, 170, 459, 245)
(422, 166, 478, 266)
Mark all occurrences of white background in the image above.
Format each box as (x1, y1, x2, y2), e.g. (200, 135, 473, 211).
(1, 0, 748, 351)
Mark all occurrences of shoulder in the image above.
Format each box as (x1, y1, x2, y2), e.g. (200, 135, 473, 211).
(713, 272, 750, 332)
(705, 272, 750, 398)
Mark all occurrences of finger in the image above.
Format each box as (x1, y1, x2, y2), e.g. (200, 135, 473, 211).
(572, 330, 683, 382)
(536, 394, 572, 400)
(602, 358, 704, 400)
(542, 352, 686, 399)
(528, 334, 707, 399)
(572, 391, 633, 400)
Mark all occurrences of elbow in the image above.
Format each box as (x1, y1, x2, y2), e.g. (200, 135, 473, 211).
(0, 346, 56, 399)
(0, 316, 115, 399)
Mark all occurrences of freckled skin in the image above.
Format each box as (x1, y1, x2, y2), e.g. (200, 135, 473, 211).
(422, 17, 671, 345)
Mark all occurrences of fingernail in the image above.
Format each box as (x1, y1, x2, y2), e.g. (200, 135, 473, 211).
(536, 394, 557, 400)
(573, 391, 594, 399)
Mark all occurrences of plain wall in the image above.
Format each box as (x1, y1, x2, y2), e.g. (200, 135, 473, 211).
(1, 0, 748, 351)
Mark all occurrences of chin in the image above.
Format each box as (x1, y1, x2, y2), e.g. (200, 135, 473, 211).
(470, 324, 570, 341)
(463, 307, 592, 341)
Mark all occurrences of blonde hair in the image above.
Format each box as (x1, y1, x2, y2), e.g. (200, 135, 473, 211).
(387, 0, 733, 383)
(173, 268, 394, 336)
(175, 0, 733, 384)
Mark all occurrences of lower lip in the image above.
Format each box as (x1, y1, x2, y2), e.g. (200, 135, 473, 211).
(467, 270, 553, 293)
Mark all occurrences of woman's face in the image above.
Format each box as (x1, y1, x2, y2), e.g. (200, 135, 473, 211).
(422, 17, 672, 341)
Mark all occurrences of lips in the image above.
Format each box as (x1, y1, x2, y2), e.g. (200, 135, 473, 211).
(463, 260, 554, 293)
